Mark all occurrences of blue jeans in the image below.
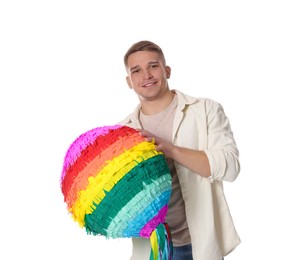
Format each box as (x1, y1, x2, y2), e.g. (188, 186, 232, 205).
(172, 244, 224, 260)
(173, 244, 193, 260)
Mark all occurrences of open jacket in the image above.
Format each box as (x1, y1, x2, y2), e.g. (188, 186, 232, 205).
(119, 90, 241, 260)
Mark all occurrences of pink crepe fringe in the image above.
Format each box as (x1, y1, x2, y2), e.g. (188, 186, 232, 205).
(61, 125, 122, 181)
(139, 205, 168, 238)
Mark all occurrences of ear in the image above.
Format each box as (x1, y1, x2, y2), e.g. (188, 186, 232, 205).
(165, 66, 171, 79)
(126, 76, 133, 89)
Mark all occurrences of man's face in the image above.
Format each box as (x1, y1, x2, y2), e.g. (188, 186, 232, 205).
(126, 51, 171, 101)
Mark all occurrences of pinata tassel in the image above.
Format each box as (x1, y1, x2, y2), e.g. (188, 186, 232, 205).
(149, 223, 173, 260)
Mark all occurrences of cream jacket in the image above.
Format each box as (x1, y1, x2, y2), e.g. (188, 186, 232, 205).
(119, 90, 241, 260)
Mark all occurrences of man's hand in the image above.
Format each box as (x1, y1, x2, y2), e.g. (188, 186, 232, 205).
(137, 129, 211, 178)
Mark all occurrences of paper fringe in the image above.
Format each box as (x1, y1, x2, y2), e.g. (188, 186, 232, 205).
(149, 223, 173, 260)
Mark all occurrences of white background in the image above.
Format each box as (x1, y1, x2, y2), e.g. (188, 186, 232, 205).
(1, 0, 302, 259)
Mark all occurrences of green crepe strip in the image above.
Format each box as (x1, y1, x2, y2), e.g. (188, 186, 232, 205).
(84, 154, 171, 236)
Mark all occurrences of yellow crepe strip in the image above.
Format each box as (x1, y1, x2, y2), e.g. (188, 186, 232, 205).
(71, 141, 162, 226)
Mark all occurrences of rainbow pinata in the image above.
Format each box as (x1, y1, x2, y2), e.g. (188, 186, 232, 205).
(60, 125, 173, 259)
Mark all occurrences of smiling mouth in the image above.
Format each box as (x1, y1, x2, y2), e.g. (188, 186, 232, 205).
(142, 81, 157, 88)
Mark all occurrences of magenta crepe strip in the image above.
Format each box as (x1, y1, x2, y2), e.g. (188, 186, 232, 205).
(139, 205, 168, 238)
(61, 125, 122, 181)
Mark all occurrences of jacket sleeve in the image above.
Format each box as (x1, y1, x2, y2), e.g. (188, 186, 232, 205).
(204, 100, 240, 182)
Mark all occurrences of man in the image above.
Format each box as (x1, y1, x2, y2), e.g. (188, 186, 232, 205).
(119, 40, 241, 260)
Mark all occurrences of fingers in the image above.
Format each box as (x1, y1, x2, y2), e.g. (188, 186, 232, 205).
(137, 129, 151, 137)
(137, 129, 155, 142)
(136, 129, 161, 148)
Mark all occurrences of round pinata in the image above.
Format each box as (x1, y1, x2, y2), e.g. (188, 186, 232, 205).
(60, 125, 173, 259)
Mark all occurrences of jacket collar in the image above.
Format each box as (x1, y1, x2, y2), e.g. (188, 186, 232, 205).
(173, 89, 197, 110)
(127, 89, 197, 129)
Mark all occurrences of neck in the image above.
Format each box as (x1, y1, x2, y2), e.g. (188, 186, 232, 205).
(140, 90, 175, 115)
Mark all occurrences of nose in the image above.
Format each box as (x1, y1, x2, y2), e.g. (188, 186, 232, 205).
(142, 69, 152, 79)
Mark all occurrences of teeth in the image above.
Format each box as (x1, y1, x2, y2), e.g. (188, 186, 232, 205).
(144, 82, 154, 87)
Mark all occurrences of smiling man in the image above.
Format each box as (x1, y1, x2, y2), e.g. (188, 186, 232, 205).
(119, 40, 241, 260)
(126, 46, 173, 114)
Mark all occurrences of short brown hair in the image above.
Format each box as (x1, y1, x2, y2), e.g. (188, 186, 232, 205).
(124, 40, 166, 67)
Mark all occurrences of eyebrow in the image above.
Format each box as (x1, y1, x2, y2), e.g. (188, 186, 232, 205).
(130, 65, 140, 72)
(149, 61, 159, 66)
(130, 61, 160, 72)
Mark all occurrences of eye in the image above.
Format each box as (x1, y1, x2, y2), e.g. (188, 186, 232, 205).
(150, 64, 158, 69)
(131, 69, 140, 74)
